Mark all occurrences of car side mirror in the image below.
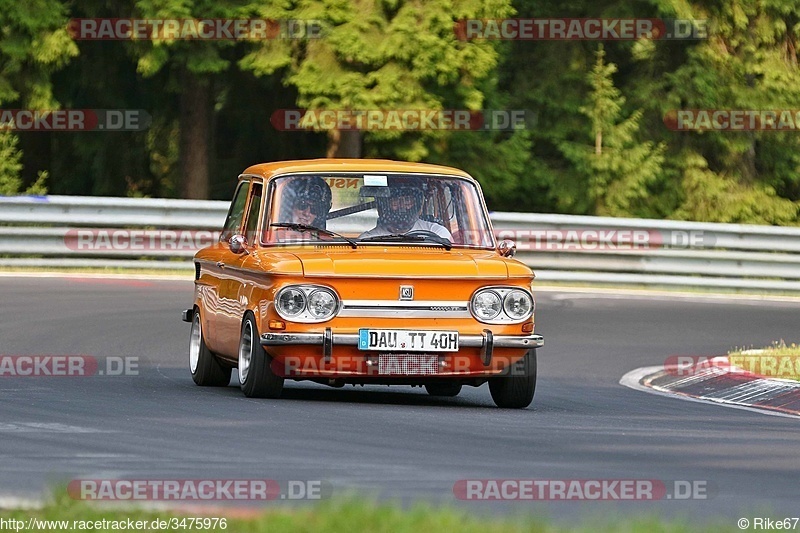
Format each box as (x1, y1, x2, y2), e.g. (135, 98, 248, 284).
(498, 239, 516, 258)
(229, 234, 250, 255)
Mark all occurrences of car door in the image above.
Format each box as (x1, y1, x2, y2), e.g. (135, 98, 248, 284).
(216, 180, 264, 358)
(202, 179, 249, 356)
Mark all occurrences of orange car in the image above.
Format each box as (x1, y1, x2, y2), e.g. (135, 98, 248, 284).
(183, 159, 543, 408)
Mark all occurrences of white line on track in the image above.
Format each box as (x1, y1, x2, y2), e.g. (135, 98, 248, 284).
(0, 423, 112, 433)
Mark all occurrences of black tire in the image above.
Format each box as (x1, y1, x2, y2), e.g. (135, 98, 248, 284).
(488, 349, 537, 408)
(189, 310, 231, 387)
(238, 313, 284, 398)
(424, 382, 463, 397)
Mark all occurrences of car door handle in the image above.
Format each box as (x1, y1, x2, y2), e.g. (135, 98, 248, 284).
(216, 261, 225, 269)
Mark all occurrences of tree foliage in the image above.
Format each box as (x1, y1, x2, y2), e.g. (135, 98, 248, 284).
(0, 0, 76, 194)
(240, 0, 513, 157)
(2, 0, 800, 225)
(558, 46, 665, 217)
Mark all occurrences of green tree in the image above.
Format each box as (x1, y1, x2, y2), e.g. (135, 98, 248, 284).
(240, 0, 513, 158)
(495, 0, 636, 215)
(132, 0, 245, 199)
(24, 0, 325, 199)
(632, 0, 800, 224)
(0, 130, 24, 195)
(0, 0, 76, 195)
(44, 0, 171, 198)
(422, 59, 537, 210)
(671, 151, 797, 225)
(0, 129, 48, 195)
(558, 46, 665, 216)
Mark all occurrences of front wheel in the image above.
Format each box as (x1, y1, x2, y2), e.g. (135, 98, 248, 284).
(189, 311, 231, 387)
(238, 313, 284, 398)
(488, 349, 537, 409)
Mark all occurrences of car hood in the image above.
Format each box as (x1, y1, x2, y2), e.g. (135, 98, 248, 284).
(285, 247, 531, 279)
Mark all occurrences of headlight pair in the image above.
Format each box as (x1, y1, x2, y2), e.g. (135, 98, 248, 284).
(470, 287, 534, 324)
(275, 285, 340, 322)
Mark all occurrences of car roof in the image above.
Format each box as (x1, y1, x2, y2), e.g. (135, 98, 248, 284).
(240, 159, 475, 183)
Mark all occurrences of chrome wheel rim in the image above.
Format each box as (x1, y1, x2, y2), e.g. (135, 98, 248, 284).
(189, 314, 201, 374)
(238, 321, 253, 385)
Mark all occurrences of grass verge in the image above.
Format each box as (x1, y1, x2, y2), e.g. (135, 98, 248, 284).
(0, 495, 739, 533)
(728, 341, 800, 380)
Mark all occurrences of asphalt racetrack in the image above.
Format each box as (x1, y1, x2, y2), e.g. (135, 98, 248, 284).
(1, 275, 799, 524)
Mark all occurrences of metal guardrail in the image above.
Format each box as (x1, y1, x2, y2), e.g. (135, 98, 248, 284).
(2, 195, 800, 292)
(490, 213, 800, 291)
(0, 195, 224, 229)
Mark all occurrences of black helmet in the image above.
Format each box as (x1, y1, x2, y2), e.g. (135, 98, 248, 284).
(281, 177, 332, 228)
(376, 177, 424, 232)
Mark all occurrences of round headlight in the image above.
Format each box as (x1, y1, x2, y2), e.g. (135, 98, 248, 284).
(277, 288, 306, 317)
(503, 290, 533, 320)
(472, 290, 502, 320)
(307, 289, 337, 319)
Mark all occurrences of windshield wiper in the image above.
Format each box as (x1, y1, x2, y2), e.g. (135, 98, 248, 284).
(359, 233, 424, 244)
(359, 232, 452, 250)
(270, 223, 358, 249)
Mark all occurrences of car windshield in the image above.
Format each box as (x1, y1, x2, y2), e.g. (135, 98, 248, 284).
(262, 173, 494, 248)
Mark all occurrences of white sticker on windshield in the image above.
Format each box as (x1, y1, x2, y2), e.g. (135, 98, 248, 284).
(363, 175, 388, 186)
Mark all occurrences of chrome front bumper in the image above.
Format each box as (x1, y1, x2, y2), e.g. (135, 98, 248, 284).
(261, 329, 544, 366)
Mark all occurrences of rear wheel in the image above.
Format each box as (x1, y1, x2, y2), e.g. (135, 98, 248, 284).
(489, 349, 537, 408)
(238, 313, 284, 398)
(424, 383, 463, 397)
(189, 311, 231, 387)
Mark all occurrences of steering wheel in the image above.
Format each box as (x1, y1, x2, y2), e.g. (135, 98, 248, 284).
(405, 229, 443, 239)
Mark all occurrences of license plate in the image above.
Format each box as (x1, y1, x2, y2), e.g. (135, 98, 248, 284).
(358, 329, 459, 352)
(378, 354, 439, 375)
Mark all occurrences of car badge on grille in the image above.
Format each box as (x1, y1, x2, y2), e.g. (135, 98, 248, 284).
(399, 285, 414, 300)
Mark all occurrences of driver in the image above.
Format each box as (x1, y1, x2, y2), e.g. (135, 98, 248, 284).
(280, 177, 332, 228)
(360, 178, 452, 240)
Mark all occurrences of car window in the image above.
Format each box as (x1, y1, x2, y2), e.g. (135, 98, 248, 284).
(244, 182, 263, 244)
(221, 181, 249, 242)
